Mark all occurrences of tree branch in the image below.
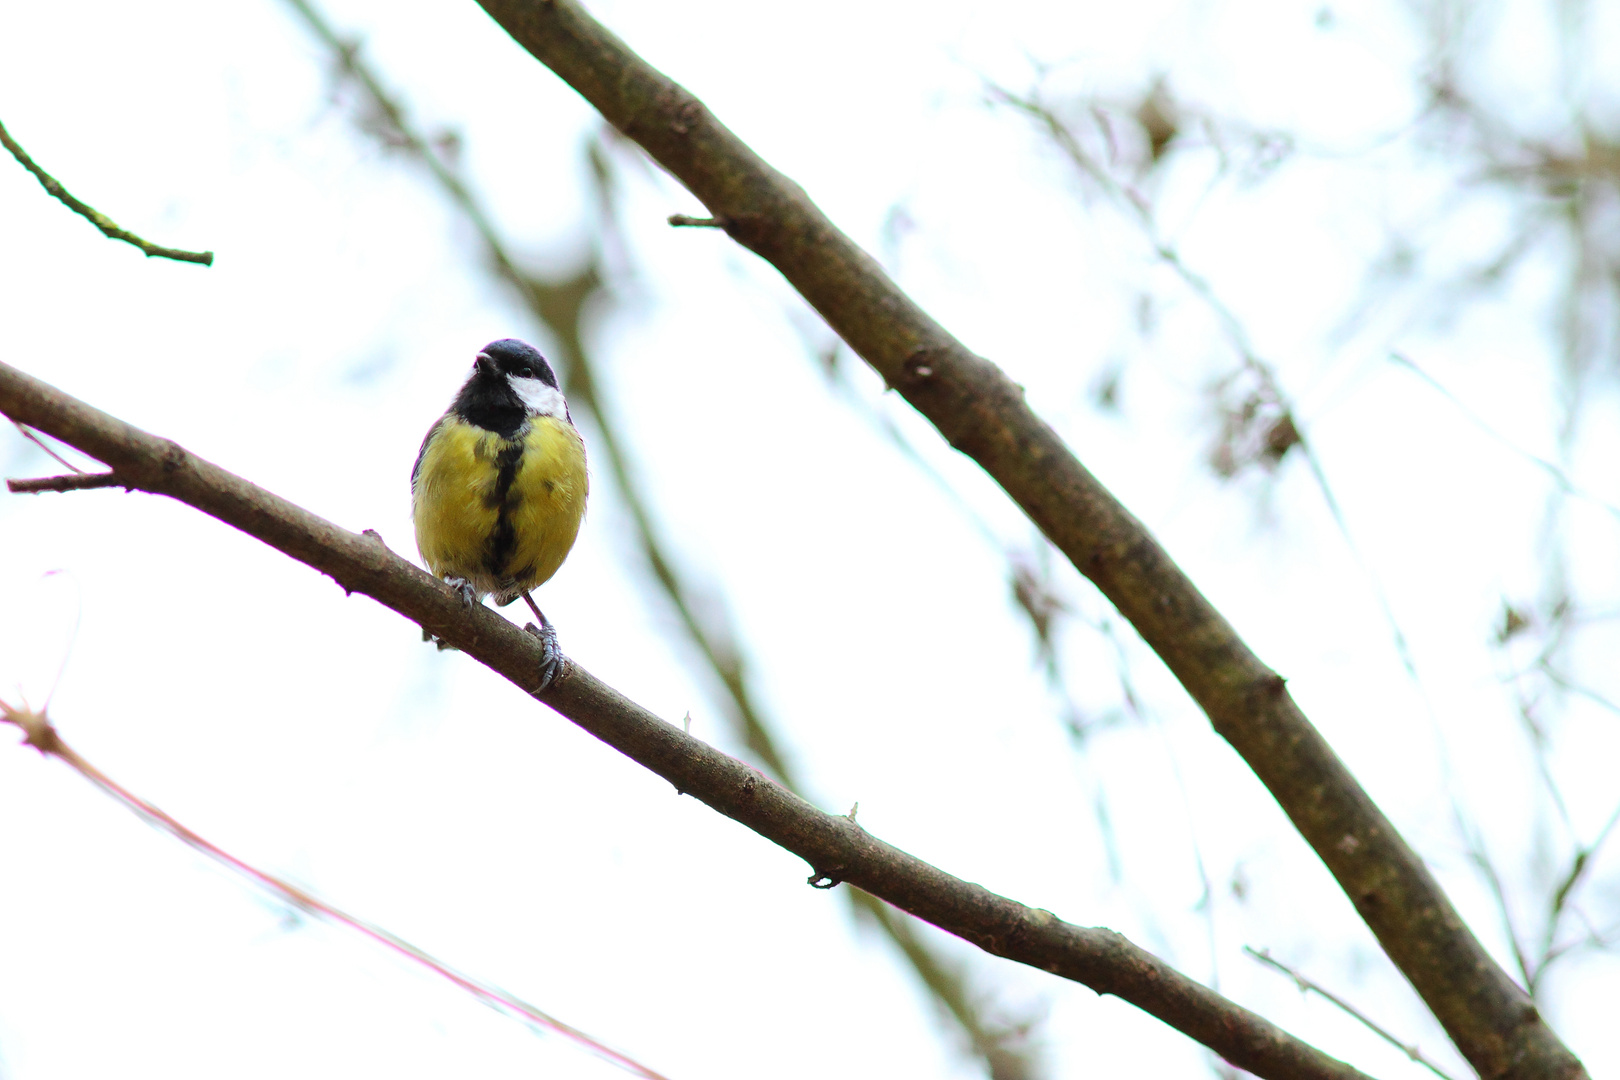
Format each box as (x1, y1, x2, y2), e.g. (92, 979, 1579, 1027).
(0, 117, 214, 266)
(467, 2, 1586, 1075)
(2, 359, 1373, 1080)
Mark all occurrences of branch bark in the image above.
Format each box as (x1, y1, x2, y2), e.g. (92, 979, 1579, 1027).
(467, 3, 1586, 1077)
(1, 359, 1372, 1080)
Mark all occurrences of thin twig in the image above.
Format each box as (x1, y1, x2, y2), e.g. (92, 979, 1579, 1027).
(12, 420, 86, 473)
(0, 117, 214, 266)
(1245, 948, 1461, 1080)
(0, 696, 671, 1080)
(0, 358, 1376, 1080)
(1391, 353, 1620, 524)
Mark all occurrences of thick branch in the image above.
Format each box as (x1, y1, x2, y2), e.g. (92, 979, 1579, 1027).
(2, 361, 1370, 1080)
(466, 4, 1586, 1077)
(0, 118, 214, 266)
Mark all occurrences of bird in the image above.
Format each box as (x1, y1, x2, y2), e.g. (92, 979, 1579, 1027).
(411, 338, 588, 691)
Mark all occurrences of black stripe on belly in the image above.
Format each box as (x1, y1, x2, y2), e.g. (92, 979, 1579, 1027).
(482, 436, 528, 580)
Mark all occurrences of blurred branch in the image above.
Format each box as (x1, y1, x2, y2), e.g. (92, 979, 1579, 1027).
(0, 117, 214, 266)
(0, 359, 1375, 1080)
(1391, 353, 1620, 524)
(995, 85, 1425, 687)
(471, 3, 1587, 1076)
(1245, 948, 1461, 1080)
(0, 696, 671, 1080)
(276, 3, 1043, 1072)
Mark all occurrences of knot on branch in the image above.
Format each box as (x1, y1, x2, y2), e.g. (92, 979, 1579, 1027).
(806, 869, 843, 889)
(159, 439, 188, 476)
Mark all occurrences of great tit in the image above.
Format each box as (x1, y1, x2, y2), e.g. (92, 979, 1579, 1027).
(411, 338, 588, 690)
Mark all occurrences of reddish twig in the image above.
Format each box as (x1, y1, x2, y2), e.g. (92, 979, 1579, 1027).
(0, 694, 672, 1080)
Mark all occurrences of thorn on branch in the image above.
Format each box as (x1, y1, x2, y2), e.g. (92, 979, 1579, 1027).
(7, 471, 127, 494)
(0, 117, 215, 266)
(807, 870, 843, 889)
(667, 213, 726, 228)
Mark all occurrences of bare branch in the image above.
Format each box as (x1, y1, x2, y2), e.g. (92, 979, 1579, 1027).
(0, 359, 1375, 1080)
(469, 2, 1587, 1076)
(0, 117, 214, 266)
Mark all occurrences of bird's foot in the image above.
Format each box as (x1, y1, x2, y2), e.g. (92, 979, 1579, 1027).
(523, 610, 566, 694)
(446, 576, 480, 608)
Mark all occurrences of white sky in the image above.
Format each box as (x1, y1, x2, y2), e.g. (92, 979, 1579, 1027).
(2, 1, 1618, 1078)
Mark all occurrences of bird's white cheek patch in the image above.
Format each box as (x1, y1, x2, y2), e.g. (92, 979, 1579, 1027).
(512, 377, 568, 419)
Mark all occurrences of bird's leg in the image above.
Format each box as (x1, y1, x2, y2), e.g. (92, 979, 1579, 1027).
(520, 591, 565, 693)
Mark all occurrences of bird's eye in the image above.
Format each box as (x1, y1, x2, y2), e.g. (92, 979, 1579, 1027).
(517, 366, 534, 378)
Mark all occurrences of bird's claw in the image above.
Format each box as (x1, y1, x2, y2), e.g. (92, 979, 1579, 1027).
(523, 613, 565, 694)
(446, 576, 479, 608)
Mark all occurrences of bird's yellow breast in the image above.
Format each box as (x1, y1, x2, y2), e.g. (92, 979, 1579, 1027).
(412, 414, 587, 602)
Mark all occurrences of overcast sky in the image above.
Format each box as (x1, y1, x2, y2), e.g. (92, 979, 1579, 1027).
(2, 1, 1618, 1078)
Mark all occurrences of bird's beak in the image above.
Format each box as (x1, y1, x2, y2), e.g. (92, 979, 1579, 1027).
(475, 352, 498, 378)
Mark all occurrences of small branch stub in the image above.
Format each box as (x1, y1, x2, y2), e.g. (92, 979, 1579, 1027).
(8, 471, 126, 494)
(667, 213, 726, 228)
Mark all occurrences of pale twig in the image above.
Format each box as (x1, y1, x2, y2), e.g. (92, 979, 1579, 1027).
(12, 421, 86, 473)
(1390, 352, 1620, 523)
(1245, 948, 1461, 1080)
(0, 696, 671, 1080)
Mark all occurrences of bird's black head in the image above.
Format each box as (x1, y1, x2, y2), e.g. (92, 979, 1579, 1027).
(479, 338, 559, 389)
(452, 339, 563, 436)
